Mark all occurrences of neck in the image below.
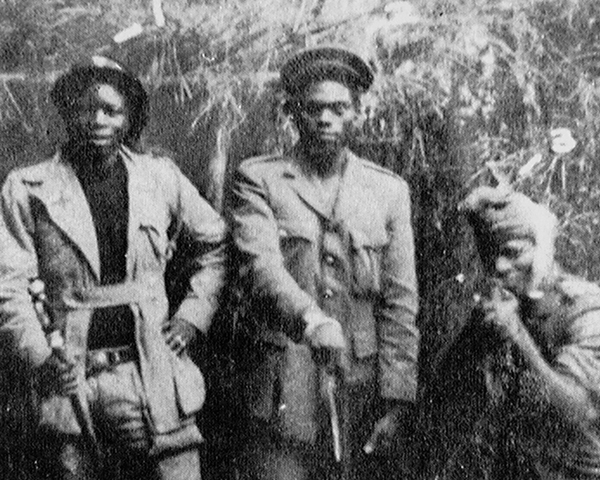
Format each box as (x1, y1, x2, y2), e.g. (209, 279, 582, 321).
(65, 141, 121, 178)
(298, 141, 346, 179)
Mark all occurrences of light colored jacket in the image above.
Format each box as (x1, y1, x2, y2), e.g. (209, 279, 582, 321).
(0, 147, 227, 444)
(231, 147, 419, 442)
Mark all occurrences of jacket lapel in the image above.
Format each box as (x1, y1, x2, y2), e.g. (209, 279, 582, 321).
(283, 151, 334, 220)
(31, 155, 101, 280)
(332, 150, 367, 222)
(121, 147, 154, 278)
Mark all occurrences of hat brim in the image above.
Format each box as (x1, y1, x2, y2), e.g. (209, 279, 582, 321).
(281, 47, 373, 95)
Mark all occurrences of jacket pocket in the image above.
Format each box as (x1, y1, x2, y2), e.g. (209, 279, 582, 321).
(174, 356, 205, 415)
(139, 212, 170, 269)
(350, 228, 388, 296)
(277, 220, 315, 274)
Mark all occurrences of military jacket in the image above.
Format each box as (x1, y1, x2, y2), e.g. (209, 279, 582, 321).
(231, 147, 419, 443)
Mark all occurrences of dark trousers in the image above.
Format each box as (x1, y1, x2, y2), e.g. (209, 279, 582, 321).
(237, 381, 415, 480)
(30, 433, 201, 480)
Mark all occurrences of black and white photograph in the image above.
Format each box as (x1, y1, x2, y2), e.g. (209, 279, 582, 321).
(0, 1, 599, 479)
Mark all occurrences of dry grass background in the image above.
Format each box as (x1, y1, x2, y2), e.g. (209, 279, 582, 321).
(2, 1, 600, 478)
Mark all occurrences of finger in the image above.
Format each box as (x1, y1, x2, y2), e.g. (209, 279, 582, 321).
(62, 374, 77, 387)
(60, 373, 78, 391)
(56, 360, 76, 373)
(165, 331, 177, 343)
(168, 335, 187, 354)
(173, 341, 186, 356)
(499, 288, 514, 301)
(62, 380, 79, 396)
(490, 284, 503, 302)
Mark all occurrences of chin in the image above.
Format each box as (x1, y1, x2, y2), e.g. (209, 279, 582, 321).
(312, 138, 342, 152)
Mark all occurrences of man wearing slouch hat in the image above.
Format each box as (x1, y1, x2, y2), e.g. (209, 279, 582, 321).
(427, 186, 600, 480)
(230, 46, 419, 479)
(0, 56, 227, 479)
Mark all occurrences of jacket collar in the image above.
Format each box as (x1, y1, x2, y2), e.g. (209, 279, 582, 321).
(25, 146, 149, 281)
(27, 152, 101, 279)
(282, 147, 367, 220)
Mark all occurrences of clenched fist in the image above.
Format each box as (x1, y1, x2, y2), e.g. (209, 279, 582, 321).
(303, 308, 347, 351)
(35, 352, 78, 396)
(481, 286, 523, 340)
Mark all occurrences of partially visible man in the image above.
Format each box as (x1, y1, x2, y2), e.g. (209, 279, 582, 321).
(230, 47, 419, 480)
(426, 187, 600, 480)
(0, 57, 227, 479)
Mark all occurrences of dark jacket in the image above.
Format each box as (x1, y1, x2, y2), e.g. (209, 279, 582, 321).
(231, 147, 419, 443)
(427, 276, 600, 480)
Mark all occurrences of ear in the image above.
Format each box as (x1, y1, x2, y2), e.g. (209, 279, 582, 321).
(351, 107, 365, 129)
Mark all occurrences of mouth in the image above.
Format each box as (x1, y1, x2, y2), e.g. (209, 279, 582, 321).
(315, 132, 339, 142)
(88, 134, 115, 145)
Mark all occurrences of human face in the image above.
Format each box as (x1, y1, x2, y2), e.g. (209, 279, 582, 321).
(294, 80, 357, 153)
(67, 83, 130, 156)
(492, 238, 536, 296)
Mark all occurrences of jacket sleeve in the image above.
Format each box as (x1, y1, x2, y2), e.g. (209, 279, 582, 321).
(230, 163, 316, 340)
(0, 173, 52, 369)
(162, 161, 228, 334)
(378, 181, 419, 402)
(554, 309, 600, 399)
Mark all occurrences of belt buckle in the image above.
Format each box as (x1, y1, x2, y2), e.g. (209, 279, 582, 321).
(108, 349, 118, 365)
(87, 346, 134, 376)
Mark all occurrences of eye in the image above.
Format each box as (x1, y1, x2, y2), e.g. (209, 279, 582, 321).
(502, 249, 521, 259)
(499, 244, 529, 260)
(298, 101, 352, 116)
(300, 102, 322, 116)
(330, 102, 352, 115)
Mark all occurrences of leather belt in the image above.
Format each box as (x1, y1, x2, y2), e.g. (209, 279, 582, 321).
(86, 345, 137, 375)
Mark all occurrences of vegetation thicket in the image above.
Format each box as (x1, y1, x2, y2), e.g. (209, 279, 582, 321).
(1, 3, 600, 476)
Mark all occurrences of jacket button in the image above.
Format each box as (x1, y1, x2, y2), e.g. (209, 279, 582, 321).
(323, 288, 334, 299)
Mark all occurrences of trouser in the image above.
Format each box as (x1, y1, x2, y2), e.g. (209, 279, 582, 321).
(36, 361, 202, 480)
(237, 381, 415, 480)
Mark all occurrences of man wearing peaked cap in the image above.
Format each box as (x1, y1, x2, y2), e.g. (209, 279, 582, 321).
(280, 46, 375, 96)
(0, 56, 227, 479)
(231, 46, 419, 479)
(426, 186, 600, 479)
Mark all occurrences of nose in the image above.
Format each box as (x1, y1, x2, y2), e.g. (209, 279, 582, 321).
(318, 108, 335, 125)
(92, 109, 108, 125)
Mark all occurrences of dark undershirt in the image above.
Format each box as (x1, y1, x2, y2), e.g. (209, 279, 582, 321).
(74, 154, 135, 349)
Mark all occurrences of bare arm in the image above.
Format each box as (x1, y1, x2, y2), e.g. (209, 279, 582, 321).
(483, 288, 600, 427)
